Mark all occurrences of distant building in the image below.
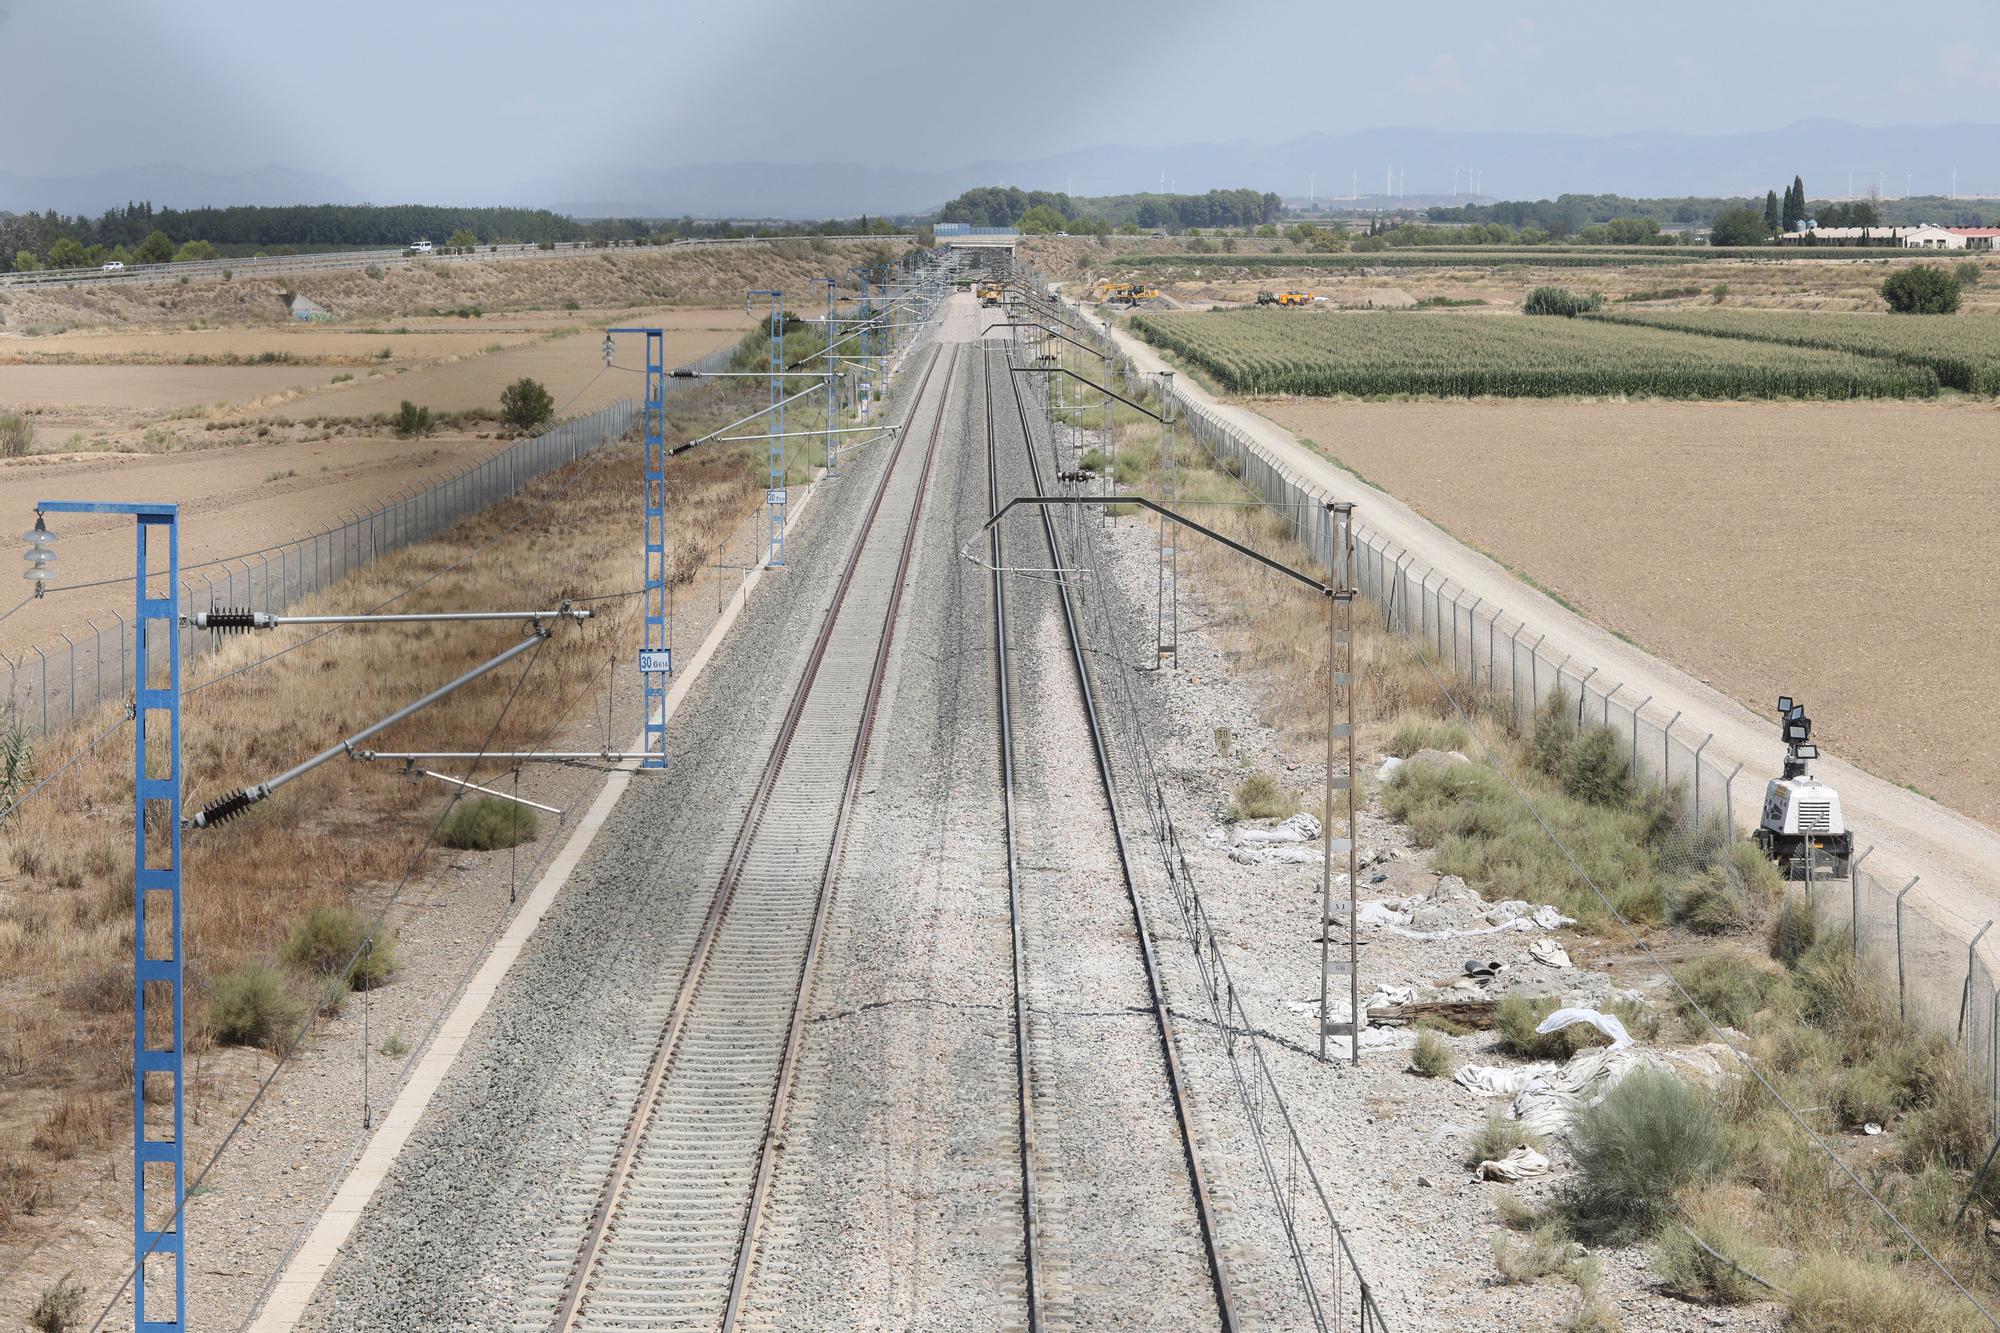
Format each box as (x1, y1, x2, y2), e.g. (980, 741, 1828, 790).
(1779, 224, 1996, 249)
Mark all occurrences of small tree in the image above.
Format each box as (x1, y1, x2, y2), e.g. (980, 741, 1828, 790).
(1881, 265, 1962, 314)
(1015, 205, 1068, 235)
(46, 236, 88, 269)
(1954, 260, 1982, 289)
(393, 400, 434, 437)
(1763, 190, 1781, 235)
(135, 230, 175, 265)
(172, 239, 218, 263)
(446, 228, 479, 250)
(11, 250, 38, 272)
(1708, 206, 1768, 247)
(499, 377, 554, 432)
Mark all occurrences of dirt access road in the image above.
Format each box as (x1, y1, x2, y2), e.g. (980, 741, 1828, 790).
(1102, 313, 2000, 974)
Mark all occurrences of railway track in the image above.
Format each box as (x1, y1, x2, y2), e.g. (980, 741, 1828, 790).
(984, 341, 1239, 1331)
(541, 341, 961, 1333)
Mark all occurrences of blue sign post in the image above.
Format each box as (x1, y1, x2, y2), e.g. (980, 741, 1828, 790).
(37, 499, 183, 1329)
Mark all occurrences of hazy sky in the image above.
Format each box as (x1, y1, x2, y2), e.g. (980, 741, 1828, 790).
(3, 0, 1998, 199)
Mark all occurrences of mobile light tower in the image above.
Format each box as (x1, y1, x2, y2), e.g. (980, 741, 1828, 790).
(26, 500, 187, 1330)
(747, 290, 787, 566)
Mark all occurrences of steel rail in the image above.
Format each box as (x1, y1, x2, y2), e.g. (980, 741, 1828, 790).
(548, 341, 959, 1333)
(999, 341, 1240, 1330)
(720, 340, 962, 1330)
(983, 352, 1046, 1333)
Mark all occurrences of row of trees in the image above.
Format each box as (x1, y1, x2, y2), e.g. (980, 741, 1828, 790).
(936, 187, 1283, 234)
(0, 202, 916, 272)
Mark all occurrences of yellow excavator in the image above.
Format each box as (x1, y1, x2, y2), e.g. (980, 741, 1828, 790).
(1094, 280, 1159, 307)
(1256, 290, 1313, 307)
(978, 282, 1003, 307)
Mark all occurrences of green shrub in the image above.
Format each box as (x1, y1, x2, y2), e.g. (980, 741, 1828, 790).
(1787, 1252, 1985, 1333)
(1523, 286, 1602, 317)
(1901, 1061, 1987, 1171)
(393, 400, 433, 437)
(1559, 728, 1628, 806)
(438, 796, 539, 850)
(1529, 688, 1577, 778)
(1387, 716, 1469, 758)
(1228, 772, 1296, 821)
(1567, 1068, 1724, 1242)
(281, 903, 398, 989)
(1671, 952, 1789, 1031)
(1881, 265, 1962, 315)
(0, 411, 30, 458)
(1672, 865, 1750, 934)
(1768, 895, 1820, 966)
(1384, 756, 1666, 927)
(30, 1273, 86, 1333)
(207, 961, 304, 1048)
(1495, 994, 1612, 1059)
(1954, 261, 1981, 290)
(499, 377, 555, 432)
(1411, 1029, 1456, 1078)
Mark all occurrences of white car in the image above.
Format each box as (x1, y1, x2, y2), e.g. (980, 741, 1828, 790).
(409, 240, 433, 255)
(101, 261, 124, 272)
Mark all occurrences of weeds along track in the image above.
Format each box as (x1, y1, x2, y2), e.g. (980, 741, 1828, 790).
(538, 344, 961, 1333)
(984, 344, 1239, 1330)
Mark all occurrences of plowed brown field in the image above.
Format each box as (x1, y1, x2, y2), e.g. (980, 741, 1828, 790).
(1259, 395, 2000, 822)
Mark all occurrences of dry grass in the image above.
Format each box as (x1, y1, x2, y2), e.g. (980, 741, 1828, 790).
(0, 371, 792, 1240)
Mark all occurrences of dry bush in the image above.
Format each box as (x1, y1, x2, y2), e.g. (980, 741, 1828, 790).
(1466, 1110, 1540, 1167)
(1787, 1253, 1986, 1333)
(29, 1272, 86, 1333)
(1656, 1186, 1777, 1305)
(1227, 772, 1296, 821)
(1492, 1222, 1572, 1284)
(438, 797, 538, 850)
(1410, 1029, 1455, 1078)
(0, 411, 30, 458)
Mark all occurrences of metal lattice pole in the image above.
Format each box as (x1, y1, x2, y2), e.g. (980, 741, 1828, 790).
(39, 500, 184, 1328)
(1156, 373, 1178, 666)
(613, 326, 671, 769)
(822, 279, 840, 479)
(747, 289, 786, 567)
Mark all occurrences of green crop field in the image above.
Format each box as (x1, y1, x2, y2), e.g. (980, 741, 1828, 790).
(1589, 308, 2000, 394)
(1112, 248, 1917, 271)
(1128, 309, 1942, 400)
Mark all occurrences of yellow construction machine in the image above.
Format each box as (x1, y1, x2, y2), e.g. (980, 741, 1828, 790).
(1256, 290, 1313, 307)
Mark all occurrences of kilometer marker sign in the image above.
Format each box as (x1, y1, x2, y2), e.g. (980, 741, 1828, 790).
(638, 648, 672, 674)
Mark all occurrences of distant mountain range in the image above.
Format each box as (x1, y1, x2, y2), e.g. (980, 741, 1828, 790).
(8, 121, 2000, 220)
(0, 162, 355, 216)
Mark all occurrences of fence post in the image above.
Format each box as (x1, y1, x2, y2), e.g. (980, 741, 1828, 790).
(1959, 921, 1992, 1046)
(1723, 762, 1744, 837)
(1575, 666, 1598, 723)
(58, 631, 73, 727)
(1896, 875, 1920, 1022)
(1529, 636, 1547, 708)
(1696, 732, 1712, 824)
(1849, 846, 1874, 956)
(87, 621, 100, 713)
(35, 645, 46, 736)
(115, 614, 126, 694)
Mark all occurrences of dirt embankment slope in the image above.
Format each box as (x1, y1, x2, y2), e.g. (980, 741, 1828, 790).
(0, 238, 913, 331)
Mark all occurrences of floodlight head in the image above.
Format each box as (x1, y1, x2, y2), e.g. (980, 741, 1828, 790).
(1786, 704, 1805, 721)
(1795, 743, 1819, 761)
(1785, 720, 1812, 741)
(1778, 696, 1793, 714)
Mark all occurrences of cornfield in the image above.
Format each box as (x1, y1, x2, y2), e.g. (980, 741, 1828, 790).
(1590, 308, 2000, 394)
(1129, 309, 1941, 400)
